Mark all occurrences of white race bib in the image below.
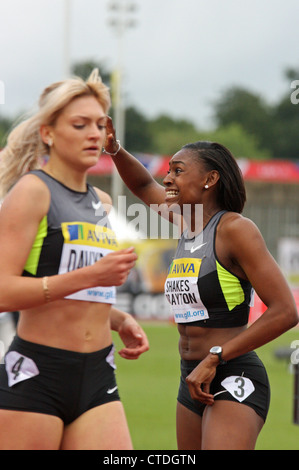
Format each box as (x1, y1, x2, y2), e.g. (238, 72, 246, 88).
(165, 257, 209, 323)
(59, 222, 117, 303)
(221, 376, 255, 402)
(105, 345, 116, 370)
(5, 351, 39, 387)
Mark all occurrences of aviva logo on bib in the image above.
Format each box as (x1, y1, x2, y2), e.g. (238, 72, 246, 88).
(165, 257, 209, 323)
(167, 258, 201, 278)
(62, 222, 118, 250)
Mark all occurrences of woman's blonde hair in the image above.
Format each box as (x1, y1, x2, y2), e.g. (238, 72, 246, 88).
(0, 69, 110, 198)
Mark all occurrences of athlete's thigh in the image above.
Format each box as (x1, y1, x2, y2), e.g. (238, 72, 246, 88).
(176, 402, 203, 450)
(202, 400, 264, 450)
(60, 401, 133, 450)
(0, 410, 64, 450)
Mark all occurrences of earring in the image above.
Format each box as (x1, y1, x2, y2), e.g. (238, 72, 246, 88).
(204, 184, 209, 189)
(48, 138, 53, 147)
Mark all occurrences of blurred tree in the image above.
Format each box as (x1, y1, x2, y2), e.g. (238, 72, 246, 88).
(285, 67, 298, 82)
(213, 86, 273, 156)
(269, 67, 299, 159)
(0, 116, 14, 148)
(124, 106, 153, 152)
(200, 123, 271, 159)
(72, 60, 110, 86)
(146, 115, 270, 158)
(212, 67, 299, 160)
(147, 115, 199, 154)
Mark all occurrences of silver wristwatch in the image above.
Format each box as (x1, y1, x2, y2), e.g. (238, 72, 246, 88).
(209, 346, 226, 365)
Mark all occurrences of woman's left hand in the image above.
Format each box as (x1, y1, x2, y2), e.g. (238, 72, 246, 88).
(117, 316, 149, 360)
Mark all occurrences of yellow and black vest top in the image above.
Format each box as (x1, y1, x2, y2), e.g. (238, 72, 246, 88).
(22, 170, 118, 304)
(164, 210, 254, 328)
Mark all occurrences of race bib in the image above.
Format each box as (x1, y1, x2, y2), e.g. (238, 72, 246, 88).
(59, 222, 118, 303)
(105, 345, 116, 370)
(5, 351, 39, 387)
(221, 376, 255, 402)
(164, 257, 209, 323)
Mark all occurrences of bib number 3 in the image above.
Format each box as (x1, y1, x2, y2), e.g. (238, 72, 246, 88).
(221, 376, 255, 402)
(5, 351, 39, 387)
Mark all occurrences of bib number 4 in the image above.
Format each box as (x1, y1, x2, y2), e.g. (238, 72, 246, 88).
(5, 351, 39, 387)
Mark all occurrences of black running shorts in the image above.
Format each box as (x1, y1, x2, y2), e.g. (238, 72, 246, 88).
(0, 336, 120, 425)
(178, 351, 270, 422)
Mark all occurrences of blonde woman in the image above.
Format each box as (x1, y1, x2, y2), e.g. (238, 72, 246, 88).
(0, 70, 149, 450)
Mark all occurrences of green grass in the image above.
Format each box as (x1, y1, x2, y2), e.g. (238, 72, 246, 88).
(255, 329, 299, 450)
(112, 323, 299, 450)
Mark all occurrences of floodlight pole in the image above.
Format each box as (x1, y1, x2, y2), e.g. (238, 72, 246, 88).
(63, 0, 71, 78)
(107, 0, 138, 204)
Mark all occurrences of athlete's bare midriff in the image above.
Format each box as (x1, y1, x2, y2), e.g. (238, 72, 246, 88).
(17, 299, 112, 353)
(177, 323, 247, 360)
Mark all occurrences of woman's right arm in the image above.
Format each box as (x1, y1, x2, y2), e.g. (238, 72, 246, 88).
(113, 147, 167, 207)
(105, 118, 166, 207)
(0, 175, 137, 312)
(105, 118, 183, 229)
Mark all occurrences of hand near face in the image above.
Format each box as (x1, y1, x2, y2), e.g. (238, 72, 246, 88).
(104, 116, 119, 154)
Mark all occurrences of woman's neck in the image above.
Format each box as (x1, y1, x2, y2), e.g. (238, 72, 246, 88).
(183, 204, 222, 237)
(43, 161, 88, 192)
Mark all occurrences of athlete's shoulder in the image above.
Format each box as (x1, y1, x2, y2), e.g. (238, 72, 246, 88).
(219, 211, 259, 233)
(218, 211, 264, 252)
(0, 172, 51, 226)
(92, 187, 113, 213)
(7, 172, 50, 205)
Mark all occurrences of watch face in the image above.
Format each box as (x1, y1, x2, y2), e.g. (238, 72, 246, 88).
(210, 346, 222, 354)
